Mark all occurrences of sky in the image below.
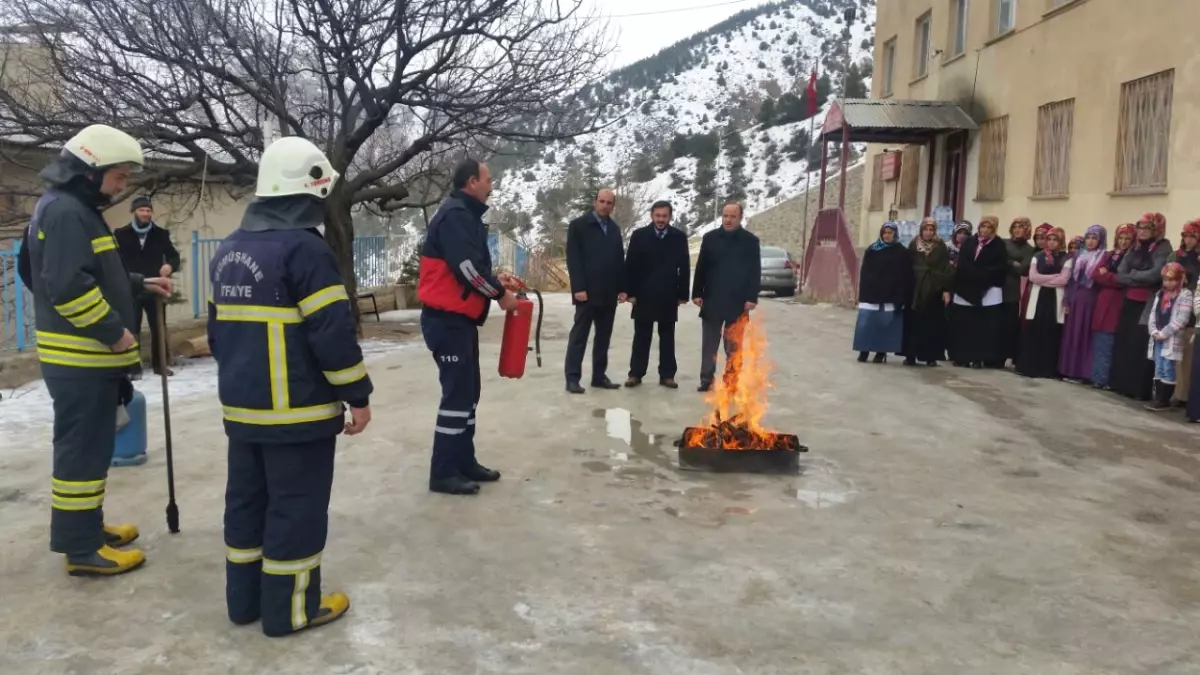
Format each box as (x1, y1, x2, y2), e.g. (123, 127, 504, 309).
(587, 0, 777, 69)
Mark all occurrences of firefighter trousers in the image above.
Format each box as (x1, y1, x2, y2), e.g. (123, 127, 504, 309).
(224, 437, 336, 637)
(421, 315, 481, 481)
(46, 374, 121, 556)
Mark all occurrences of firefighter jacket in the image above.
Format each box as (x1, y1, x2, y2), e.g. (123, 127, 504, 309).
(207, 195, 374, 444)
(417, 190, 506, 326)
(24, 155, 144, 378)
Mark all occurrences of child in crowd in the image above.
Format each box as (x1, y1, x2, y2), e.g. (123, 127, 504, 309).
(1146, 262, 1193, 411)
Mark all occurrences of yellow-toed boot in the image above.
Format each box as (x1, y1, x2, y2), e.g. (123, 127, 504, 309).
(65, 545, 146, 577)
(103, 523, 140, 547)
(307, 593, 351, 630)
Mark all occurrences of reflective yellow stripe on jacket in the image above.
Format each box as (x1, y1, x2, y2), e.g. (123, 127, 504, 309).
(213, 303, 342, 426)
(36, 331, 140, 368)
(298, 285, 349, 317)
(91, 235, 117, 254)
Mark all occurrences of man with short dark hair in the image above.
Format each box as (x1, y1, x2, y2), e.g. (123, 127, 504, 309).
(623, 200, 689, 388)
(114, 195, 181, 375)
(691, 201, 760, 392)
(564, 188, 626, 393)
(418, 159, 521, 495)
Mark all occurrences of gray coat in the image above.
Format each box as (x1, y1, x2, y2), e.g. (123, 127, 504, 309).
(1117, 238, 1171, 325)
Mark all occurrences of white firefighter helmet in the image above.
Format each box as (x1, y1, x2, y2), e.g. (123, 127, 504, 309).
(62, 124, 144, 171)
(256, 136, 339, 199)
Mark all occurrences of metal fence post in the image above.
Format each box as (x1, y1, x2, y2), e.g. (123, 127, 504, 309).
(13, 239, 25, 352)
(191, 231, 200, 318)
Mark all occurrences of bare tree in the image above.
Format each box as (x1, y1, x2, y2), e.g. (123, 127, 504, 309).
(0, 0, 615, 318)
(610, 167, 660, 240)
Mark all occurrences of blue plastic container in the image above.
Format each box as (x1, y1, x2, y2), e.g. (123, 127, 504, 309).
(112, 390, 148, 467)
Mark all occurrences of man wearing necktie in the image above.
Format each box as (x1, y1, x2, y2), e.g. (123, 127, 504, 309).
(564, 189, 627, 393)
(623, 200, 690, 388)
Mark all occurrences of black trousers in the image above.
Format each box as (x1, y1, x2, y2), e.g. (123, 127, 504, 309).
(629, 318, 677, 379)
(46, 374, 121, 556)
(564, 302, 617, 385)
(700, 316, 745, 386)
(133, 296, 164, 372)
(421, 315, 482, 481)
(224, 437, 337, 637)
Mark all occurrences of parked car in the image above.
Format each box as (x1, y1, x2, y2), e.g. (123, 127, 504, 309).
(760, 246, 798, 297)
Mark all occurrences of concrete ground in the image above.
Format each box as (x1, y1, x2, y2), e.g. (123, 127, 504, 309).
(1, 293, 1199, 674)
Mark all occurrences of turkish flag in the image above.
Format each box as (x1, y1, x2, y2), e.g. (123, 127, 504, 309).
(806, 68, 819, 116)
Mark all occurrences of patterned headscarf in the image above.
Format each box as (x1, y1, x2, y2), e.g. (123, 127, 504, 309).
(1036, 227, 1068, 275)
(1074, 224, 1107, 286)
(1139, 212, 1167, 240)
(1161, 262, 1186, 309)
(1068, 235, 1084, 253)
(1178, 220, 1200, 254)
(915, 217, 940, 255)
(1033, 223, 1053, 248)
(1163, 261, 1186, 281)
(975, 215, 998, 253)
(1009, 217, 1032, 240)
(870, 223, 900, 252)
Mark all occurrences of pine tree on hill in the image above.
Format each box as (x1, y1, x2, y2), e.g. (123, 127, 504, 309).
(844, 62, 868, 98)
(575, 158, 604, 214)
(785, 128, 811, 162)
(757, 98, 776, 128)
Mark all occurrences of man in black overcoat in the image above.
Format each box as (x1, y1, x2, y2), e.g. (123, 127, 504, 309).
(113, 195, 180, 375)
(691, 202, 761, 392)
(623, 200, 690, 388)
(564, 188, 627, 393)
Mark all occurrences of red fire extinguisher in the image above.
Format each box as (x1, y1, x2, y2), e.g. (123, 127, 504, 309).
(498, 282, 542, 379)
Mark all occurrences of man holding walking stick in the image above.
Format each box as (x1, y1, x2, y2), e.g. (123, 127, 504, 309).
(21, 125, 174, 577)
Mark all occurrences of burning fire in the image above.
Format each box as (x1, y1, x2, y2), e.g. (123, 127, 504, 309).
(683, 313, 789, 450)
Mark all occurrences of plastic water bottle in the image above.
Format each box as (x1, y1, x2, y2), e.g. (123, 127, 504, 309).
(112, 390, 148, 467)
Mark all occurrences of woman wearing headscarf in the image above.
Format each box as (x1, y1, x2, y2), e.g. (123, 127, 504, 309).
(1003, 217, 1036, 365)
(853, 223, 913, 363)
(947, 221, 973, 267)
(947, 215, 1008, 368)
(1019, 223, 1054, 324)
(1167, 221, 1200, 407)
(1067, 236, 1083, 256)
(1058, 225, 1106, 382)
(902, 218, 953, 366)
(1111, 212, 1171, 400)
(1090, 224, 1134, 389)
(1017, 227, 1072, 378)
(1144, 262, 1193, 411)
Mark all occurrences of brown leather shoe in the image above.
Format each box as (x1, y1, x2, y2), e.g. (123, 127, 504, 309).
(659, 378, 679, 389)
(624, 377, 642, 387)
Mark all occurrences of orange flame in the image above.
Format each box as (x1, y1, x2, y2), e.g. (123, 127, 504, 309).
(683, 313, 784, 450)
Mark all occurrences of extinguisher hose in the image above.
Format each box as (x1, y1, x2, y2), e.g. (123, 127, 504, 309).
(532, 289, 543, 367)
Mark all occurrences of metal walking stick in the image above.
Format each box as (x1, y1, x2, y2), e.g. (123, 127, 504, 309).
(156, 292, 180, 533)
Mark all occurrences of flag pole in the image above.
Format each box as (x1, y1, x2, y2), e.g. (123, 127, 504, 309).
(798, 64, 819, 287)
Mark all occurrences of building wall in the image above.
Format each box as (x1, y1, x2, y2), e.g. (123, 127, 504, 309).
(748, 163, 865, 254)
(862, 0, 1200, 245)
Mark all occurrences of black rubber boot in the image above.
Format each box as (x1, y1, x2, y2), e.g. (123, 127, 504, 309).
(430, 475, 481, 495)
(903, 356, 917, 366)
(1145, 381, 1173, 411)
(872, 353, 887, 364)
(857, 351, 868, 363)
(462, 464, 501, 483)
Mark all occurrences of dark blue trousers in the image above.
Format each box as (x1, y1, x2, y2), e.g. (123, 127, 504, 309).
(421, 314, 481, 481)
(224, 437, 336, 637)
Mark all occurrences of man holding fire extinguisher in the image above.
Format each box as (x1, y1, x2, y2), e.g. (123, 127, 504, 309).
(418, 159, 522, 496)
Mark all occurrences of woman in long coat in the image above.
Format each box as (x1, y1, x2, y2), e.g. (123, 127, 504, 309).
(1003, 217, 1036, 365)
(1090, 224, 1134, 389)
(1167, 221, 1200, 406)
(1059, 225, 1106, 382)
(948, 215, 1009, 368)
(1111, 213, 1172, 401)
(902, 218, 953, 366)
(1017, 227, 1072, 378)
(854, 223, 913, 363)
(947, 222, 973, 267)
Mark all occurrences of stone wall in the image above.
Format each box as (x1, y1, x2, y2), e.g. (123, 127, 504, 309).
(746, 164, 865, 257)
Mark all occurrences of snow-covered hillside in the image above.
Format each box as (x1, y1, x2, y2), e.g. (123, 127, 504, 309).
(489, 0, 876, 240)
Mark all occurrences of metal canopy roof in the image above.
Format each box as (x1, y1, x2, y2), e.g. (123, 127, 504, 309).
(819, 98, 978, 143)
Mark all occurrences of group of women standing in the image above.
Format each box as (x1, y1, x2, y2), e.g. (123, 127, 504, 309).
(852, 212, 1200, 421)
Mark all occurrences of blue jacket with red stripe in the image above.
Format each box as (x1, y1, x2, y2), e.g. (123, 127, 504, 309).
(417, 191, 507, 325)
(207, 196, 373, 443)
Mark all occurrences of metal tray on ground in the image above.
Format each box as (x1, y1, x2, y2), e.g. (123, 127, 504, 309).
(677, 427, 807, 475)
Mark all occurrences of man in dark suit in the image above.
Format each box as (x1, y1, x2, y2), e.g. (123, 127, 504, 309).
(692, 201, 761, 392)
(624, 200, 690, 388)
(113, 195, 181, 376)
(564, 188, 626, 394)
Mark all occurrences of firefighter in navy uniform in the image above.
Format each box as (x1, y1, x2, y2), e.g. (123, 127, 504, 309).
(21, 125, 174, 577)
(419, 159, 521, 495)
(207, 136, 373, 637)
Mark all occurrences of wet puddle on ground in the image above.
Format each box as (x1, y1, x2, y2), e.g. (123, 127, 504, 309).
(572, 408, 856, 520)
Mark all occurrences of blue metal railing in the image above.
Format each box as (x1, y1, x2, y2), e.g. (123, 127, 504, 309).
(0, 239, 34, 352)
(191, 232, 394, 317)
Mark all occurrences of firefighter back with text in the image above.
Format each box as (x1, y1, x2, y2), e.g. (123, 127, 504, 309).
(21, 125, 174, 577)
(419, 159, 520, 496)
(207, 137, 373, 637)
